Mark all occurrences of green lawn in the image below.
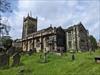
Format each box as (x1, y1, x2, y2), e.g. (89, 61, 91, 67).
(0, 49, 100, 75)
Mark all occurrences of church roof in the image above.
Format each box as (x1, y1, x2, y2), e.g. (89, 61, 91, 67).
(65, 22, 87, 32)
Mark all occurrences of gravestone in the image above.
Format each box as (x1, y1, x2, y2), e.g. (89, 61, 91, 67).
(55, 53, 62, 56)
(0, 52, 9, 67)
(43, 52, 47, 63)
(70, 50, 75, 61)
(72, 54, 75, 61)
(39, 48, 49, 63)
(43, 48, 49, 63)
(95, 56, 100, 63)
(12, 52, 21, 66)
(6, 47, 16, 56)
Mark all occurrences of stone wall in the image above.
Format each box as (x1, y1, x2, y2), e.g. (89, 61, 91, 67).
(66, 23, 90, 51)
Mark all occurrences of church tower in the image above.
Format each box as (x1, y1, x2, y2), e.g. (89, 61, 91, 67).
(22, 13, 37, 38)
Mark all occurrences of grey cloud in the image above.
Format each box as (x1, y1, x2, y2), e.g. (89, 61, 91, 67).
(7, 0, 100, 41)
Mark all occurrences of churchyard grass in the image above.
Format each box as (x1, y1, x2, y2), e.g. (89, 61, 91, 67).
(0, 49, 100, 75)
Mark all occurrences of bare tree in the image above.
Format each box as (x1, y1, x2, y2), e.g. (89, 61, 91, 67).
(0, 19, 11, 37)
(0, 0, 12, 48)
(0, 0, 12, 36)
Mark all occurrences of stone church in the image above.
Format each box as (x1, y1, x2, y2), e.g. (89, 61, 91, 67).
(22, 14, 90, 52)
(22, 14, 66, 52)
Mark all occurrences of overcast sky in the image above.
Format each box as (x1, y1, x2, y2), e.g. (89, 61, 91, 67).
(1, 0, 100, 41)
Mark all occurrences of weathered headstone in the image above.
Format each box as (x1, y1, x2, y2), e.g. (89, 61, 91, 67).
(39, 48, 49, 63)
(72, 54, 75, 61)
(95, 56, 100, 63)
(70, 50, 75, 61)
(12, 52, 21, 66)
(0, 53, 9, 67)
(55, 52, 62, 56)
(43, 52, 47, 63)
(43, 48, 49, 63)
(6, 47, 16, 56)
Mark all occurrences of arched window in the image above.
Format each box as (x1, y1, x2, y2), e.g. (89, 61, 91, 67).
(36, 39, 40, 47)
(45, 37, 49, 47)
